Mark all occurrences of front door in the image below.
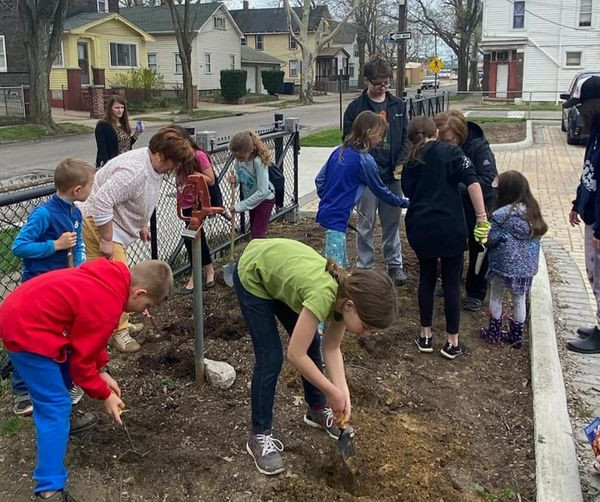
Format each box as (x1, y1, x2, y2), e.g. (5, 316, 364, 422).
(77, 42, 90, 85)
(496, 63, 509, 98)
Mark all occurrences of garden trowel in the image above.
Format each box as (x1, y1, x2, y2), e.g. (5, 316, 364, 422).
(337, 421, 356, 460)
(223, 186, 237, 288)
(475, 243, 487, 275)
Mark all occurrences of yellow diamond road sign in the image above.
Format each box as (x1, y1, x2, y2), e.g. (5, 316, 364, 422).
(428, 57, 444, 74)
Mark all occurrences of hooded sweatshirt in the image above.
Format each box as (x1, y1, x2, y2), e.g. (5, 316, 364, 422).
(0, 259, 130, 400)
(573, 125, 600, 236)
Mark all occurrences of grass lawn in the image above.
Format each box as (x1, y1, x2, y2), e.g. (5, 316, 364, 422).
(0, 227, 21, 275)
(300, 127, 342, 147)
(264, 100, 305, 110)
(0, 122, 93, 142)
(189, 109, 235, 119)
(470, 101, 561, 111)
(468, 116, 526, 123)
(449, 93, 470, 102)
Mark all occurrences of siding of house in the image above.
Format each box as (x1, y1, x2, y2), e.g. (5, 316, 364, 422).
(0, 7, 29, 86)
(482, 0, 600, 100)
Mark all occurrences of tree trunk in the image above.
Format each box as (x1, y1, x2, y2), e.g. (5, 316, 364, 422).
(357, 36, 366, 89)
(180, 50, 194, 114)
(457, 37, 470, 92)
(300, 50, 314, 104)
(468, 36, 480, 91)
(27, 52, 54, 126)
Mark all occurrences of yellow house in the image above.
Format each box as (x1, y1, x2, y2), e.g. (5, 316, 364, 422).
(50, 11, 154, 94)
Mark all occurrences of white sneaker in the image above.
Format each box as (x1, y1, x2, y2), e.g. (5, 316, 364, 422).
(112, 330, 141, 353)
(69, 385, 84, 405)
(128, 322, 145, 334)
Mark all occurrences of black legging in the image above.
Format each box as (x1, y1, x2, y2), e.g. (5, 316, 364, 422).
(417, 254, 463, 334)
(182, 208, 212, 269)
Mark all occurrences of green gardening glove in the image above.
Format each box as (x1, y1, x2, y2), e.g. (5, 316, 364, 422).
(474, 220, 491, 245)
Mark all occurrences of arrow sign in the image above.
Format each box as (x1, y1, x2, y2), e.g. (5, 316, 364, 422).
(389, 32, 411, 41)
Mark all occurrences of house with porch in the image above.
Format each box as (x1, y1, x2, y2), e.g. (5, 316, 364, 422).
(331, 22, 359, 87)
(121, 2, 244, 92)
(480, 0, 600, 101)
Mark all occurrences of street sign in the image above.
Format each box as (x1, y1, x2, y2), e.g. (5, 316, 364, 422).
(428, 57, 444, 74)
(389, 31, 411, 41)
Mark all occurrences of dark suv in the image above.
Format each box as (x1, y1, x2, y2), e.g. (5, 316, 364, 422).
(561, 71, 600, 145)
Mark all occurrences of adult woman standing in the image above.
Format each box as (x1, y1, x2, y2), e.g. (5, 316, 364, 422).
(80, 127, 194, 352)
(434, 110, 498, 311)
(95, 95, 142, 168)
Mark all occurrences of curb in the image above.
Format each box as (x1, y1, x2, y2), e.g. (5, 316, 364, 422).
(490, 119, 533, 151)
(530, 250, 583, 501)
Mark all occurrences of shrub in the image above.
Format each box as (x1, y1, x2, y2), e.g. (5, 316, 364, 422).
(261, 70, 284, 95)
(220, 70, 247, 102)
(111, 68, 165, 90)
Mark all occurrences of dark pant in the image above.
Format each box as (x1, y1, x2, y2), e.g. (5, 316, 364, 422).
(233, 264, 326, 433)
(464, 204, 488, 301)
(418, 254, 463, 334)
(249, 199, 275, 239)
(182, 207, 212, 269)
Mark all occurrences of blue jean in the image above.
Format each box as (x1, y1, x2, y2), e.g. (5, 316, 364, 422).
(12, 367, 29, 396)
(233, 265, 326, 433)
(8, 351, 72, 494)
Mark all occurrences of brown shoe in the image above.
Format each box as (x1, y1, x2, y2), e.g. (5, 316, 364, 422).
(127, 322, 145, 334)
(112, 330, 141, 353)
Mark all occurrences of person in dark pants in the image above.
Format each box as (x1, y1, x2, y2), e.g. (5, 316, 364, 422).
(434, 110, 498, 311)
(343, 56, 409, 285)
(402, 116, 489, 360)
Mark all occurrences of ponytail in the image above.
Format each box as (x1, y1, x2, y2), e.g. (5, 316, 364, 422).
(406, 115, 438, 165)
(230, 130, 272, 166)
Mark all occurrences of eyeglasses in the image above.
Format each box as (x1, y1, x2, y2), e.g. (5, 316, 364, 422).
(369, 79, 391, 88)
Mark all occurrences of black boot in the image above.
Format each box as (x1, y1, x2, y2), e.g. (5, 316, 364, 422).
(480, 315, 503, 345)
(577, 326, 597, 338)
(505, 317, 524, 349)
(567, 327, 600, 353)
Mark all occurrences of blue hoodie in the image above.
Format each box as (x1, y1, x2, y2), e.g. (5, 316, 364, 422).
(315, 145, 409, 233)
(12, 194, 84, 282)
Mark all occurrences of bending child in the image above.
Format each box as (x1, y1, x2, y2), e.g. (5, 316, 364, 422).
(480, 171, 547, 347)
(233, 238, 398, 475)
(315, 110, 409, 268)
(0, 259, 173, 501)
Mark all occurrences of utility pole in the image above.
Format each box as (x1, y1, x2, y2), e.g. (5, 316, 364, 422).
(434, 34, 438, 93)
(396, 0, 407, 97)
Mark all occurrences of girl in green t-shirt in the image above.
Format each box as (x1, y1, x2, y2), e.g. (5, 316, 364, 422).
(233, 238, 398, 475)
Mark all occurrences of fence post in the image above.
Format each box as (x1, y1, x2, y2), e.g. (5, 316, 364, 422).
(285, 117, 300, 223)
(150, 210, 158, 259)
(274, 113, 284, 170)
(196, 131, 216, 151)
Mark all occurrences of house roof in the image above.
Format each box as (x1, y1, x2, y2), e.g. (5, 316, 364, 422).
(120, 2, 230, 34)
(332, 22, 356, 45)
(64, 12, 154, 41)
(318, 47, 349, 58)
(229, 6, 329, 34)
(241, 46, 282, 65)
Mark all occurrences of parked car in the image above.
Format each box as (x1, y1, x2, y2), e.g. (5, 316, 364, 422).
(561, 71, 600, 145)
(420, 75, 439, 90)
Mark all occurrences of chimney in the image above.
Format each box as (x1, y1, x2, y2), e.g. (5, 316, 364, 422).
(243, 0, 249, 10)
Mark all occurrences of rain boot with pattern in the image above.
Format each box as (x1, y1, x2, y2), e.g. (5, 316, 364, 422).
(480, 314, 504, 345)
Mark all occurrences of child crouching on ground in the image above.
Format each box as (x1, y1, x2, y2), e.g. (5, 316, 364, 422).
(0, 259, 173, 501)
(480, 170, 547, 347)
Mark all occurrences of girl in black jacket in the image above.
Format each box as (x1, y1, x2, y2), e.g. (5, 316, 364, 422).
(401, 116, 488, 359)
(95, 95, 141, 168)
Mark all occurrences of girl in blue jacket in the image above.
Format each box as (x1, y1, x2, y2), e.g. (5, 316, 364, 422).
(315, 111, 409, 268)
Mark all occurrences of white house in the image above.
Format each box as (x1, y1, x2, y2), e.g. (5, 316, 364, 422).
(121, 2, 243, 91)
(480, 0, 600, 101)
(331, 23, 359, 87)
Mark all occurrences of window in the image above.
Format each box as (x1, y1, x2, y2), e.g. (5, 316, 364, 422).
(289, 36, 297, 50)
(354, 44, 358, 57)
(175, 53, 182, 74)
(230, 54, 235, 70)
(289, 60, 299, 77)
(566, 51, 582, 66)
(147, 53, 157, 72)
(97, 0, 108, 13)
(53, 41, 64, 67)
(256, 34, 264, 51)
(580, 0, 592, 26)
(213, 17, 226, 30)
(0, 35, 6, 72)
(513, 1, 525, 28)
(205, 53, 212, 74)
(348, 63, 355, 78)
(109, 42, 137, 67)
(241, 37, 246, 46)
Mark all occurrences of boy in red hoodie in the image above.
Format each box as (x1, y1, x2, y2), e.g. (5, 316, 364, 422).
(0, 258, 173, 501)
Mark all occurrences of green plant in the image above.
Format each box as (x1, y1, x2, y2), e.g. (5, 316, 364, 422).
(220, 70, 247, 102)
(111, 68, 165, 91)
(0, 416, 28, 435)
(300, 128, 342, 147)
(261, 70, 284, 95)
(0, 226, 21, 275)
(127, 96, 182, 113)
(160, 376, 174, 387)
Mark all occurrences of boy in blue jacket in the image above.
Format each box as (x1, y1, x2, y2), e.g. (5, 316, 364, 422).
(9, 158, 95, 417)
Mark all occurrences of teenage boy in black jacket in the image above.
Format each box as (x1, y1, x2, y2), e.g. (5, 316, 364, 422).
(343, 57, 409, 285)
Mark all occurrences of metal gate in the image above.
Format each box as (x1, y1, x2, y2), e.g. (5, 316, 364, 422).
(0, 86, 26, 126)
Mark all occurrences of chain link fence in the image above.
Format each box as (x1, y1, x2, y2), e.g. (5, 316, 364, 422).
(0, 86, 26, 126)
(0, 126, 299, 300)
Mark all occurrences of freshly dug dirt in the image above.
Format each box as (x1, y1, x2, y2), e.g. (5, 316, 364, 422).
(0, 218, 535, 501)
(481, 122, 527, 144)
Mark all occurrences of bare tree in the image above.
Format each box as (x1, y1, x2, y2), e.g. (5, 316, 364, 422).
(165, 0, 201, 114)
(17, 0, 68, 127)
(283, 0, 358, 103)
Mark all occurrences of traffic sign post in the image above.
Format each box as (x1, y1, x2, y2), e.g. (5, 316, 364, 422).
(428, 57, 444, 74)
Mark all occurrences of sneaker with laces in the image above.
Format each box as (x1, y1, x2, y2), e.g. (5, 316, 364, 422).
(415, 335, 433, 353)
(388, 267, 407, 286)
(69, 410, 98, 436)
(112, 330, 141, 353)
(127, 322, 145, 334)
(69, 385, 84, 405)
(440, 342, 464, 360)
(37, 490, 78, 501)
(463, 297, 483, 311)
(246, 431, 285, 475)
(13, 393, 33, 416)
(303, 406, 341, 439)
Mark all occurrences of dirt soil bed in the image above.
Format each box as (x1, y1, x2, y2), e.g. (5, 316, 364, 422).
(480, 122, 526, 144)
(0, 218, 534, 501)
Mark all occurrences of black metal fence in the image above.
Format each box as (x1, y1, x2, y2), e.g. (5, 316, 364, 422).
(406, 91, 450, 120)
(0, 125, 300, 300)
(0, 86, 26, 126)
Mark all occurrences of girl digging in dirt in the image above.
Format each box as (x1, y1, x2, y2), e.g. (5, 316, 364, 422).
(227, 131, 276, 238)
(315, 110, 409, 268)
(401, 115, 489, 360)
(480, 171, 547, 347)
(172, 125, 218, 295)
(233, 238, 398, 475)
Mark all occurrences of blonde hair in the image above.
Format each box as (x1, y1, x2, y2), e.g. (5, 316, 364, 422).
(433, 110, 469, 146)
(326, 258, 398, 329)
(54, 159, 95, 192)
(406, 115, 437, 165)
(343, 110, 388, 153)
(229, 131, 272, 165)
(129, 260, 174, 302)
